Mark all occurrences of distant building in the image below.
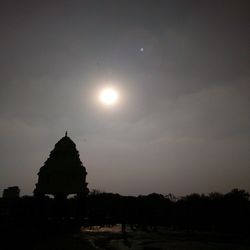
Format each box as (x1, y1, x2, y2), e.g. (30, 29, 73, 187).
(34, 132, 88, 199)
(3, 186, 20, 198)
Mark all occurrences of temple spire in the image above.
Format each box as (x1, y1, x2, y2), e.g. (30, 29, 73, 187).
(65, 131, 68, 137)
(34, 133, 88, 198)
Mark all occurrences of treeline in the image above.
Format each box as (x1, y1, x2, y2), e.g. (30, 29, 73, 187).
(86, 188, 250, 232)
(0, 188, 249, 233)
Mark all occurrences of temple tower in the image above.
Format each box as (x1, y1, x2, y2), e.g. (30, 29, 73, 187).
(34, 132, 88, 199)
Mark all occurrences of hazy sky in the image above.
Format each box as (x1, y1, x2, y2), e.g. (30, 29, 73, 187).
(0, 0, 249, 196)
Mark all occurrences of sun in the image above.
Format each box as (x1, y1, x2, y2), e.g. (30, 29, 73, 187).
(99, 87, 119, 106)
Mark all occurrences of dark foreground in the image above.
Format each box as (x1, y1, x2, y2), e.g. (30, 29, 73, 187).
(1, 225, 250, 250)
(1, 189, 250, 249)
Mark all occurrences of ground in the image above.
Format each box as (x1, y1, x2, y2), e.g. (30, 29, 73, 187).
(2, 225, 250, 250)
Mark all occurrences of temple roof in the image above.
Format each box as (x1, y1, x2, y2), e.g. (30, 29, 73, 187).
(54, 132, 76, 150)
(34, 131, 88, 196)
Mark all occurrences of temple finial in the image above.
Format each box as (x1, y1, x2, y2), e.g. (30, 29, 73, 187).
(65, 131, 68, 137)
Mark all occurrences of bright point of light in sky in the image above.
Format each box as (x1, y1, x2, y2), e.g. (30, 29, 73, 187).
(99, 87, 119, 106)
(140, 48, 144, 52)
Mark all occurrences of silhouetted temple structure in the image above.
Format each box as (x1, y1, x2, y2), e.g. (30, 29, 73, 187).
(34, 132, 88, 199)
(3, 186, 20, 198)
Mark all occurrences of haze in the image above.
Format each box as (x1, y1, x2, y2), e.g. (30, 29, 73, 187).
(0, 0, 249, 196)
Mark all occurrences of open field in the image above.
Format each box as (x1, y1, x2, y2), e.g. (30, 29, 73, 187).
(79, 225, 250, 250)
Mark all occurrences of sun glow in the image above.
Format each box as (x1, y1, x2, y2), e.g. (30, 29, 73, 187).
(99, 87, 119, 106)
